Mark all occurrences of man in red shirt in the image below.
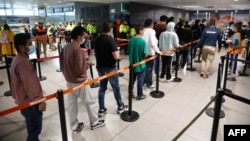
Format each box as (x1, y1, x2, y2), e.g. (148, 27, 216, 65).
(11, 33, 46, 141)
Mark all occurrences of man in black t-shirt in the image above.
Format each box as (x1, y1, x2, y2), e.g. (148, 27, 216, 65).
(94, 22, 126, 118)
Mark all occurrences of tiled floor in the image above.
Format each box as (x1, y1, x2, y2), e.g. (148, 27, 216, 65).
(0, 48, 249, 141)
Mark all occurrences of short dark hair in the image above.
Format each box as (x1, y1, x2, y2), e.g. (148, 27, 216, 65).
(14, 33, 31, 52)
(202, 19, 206, 23)
(102, 22, 113, 33)
(135, 25, 144, 34)
(209, 19, 216, 26)
(168, 17, 175, 22)
(71, 26, 87, 40)
(144, 19, 153, 27)
(160, 15, 167, 22)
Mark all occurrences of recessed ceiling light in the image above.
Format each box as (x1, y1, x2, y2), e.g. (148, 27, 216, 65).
(44, 3, 47, 5)
(234, 0, 239, 1)
(57, 1, 61, 3)
(177, 7, 180, 8)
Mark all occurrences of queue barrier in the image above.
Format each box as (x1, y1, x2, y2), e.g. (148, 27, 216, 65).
(173, 52, 250, 140)
(0, 39, 199, 116)
(0, 39, 198, 141)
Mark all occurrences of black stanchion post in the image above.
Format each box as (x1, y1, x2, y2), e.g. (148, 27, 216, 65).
(87, 45, 99, 88)
(187, 41, 196, 71)
(117, 47, 124, 77)
(173, 50, 182, 82)
(150, 54, 165, 98)
(10, 42, 14, 55)
(57, 89, 68, 141)
(0, 81, 3, 85)
(56, 37, 62, 72)
(120, 65, 139, 122)
(210, 89, 224, 141)
(36, 40, 47, 81)
(238, 44, 249, 76)
(4, 55, 12, 96)
(206, 63, 225, 118)
(222, 53, 232, 94)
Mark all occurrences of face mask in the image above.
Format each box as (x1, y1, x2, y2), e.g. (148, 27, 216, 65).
(80, 38, 85, 45)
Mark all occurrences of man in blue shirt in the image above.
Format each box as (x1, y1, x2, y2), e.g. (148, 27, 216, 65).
(198, 19, 222, 78)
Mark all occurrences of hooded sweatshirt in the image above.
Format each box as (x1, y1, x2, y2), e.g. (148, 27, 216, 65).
(159, 22, 180, 56)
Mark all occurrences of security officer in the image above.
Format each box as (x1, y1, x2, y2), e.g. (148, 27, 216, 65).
(81, 19, 87, 30)
(87, 20, 97, 38)
(119, 20, 130, 54)
(46, 22, 57, 51)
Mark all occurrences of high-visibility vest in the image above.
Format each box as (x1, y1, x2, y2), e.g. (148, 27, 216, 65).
(119, 24, 130, 33)
(36, 27, 47, 41)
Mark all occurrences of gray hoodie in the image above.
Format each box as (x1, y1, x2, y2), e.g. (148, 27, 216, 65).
(159, 22, 180, 56)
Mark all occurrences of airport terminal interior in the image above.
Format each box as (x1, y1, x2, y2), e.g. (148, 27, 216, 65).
(0, 0, 250, 141)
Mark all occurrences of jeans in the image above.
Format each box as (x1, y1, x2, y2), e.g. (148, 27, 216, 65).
(97, 66, 123, 110)
(179, 47, 190, 68)
(229, 54, 238, 74)
(144, 57, 154, 87)
(133, 71, 145, 96)
(154, 58, 159, 74)
(21, 105, 42, 141)
(161, 56, 172, 80)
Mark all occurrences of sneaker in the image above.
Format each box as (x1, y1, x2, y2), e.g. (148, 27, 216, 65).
(136, 95, 146, 100)
(72, 122, 84, 134)
(91, 120, 105, 130)
(159, 78, 165, 82)
(117, 104, 127, 114)
(149, 85, 155, 89)
(98, 108, 107, 118)
(143, 85, 150, 91)
(165, 79, 171, 83)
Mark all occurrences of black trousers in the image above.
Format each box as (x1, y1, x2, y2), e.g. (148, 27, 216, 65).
(160, 56, 172, 80)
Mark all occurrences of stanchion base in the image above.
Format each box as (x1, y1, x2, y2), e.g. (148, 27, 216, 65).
(150, 91, 165, 98)
(186, 67, 196, 71)
(238, 71, 249, 76)
(39, 76, 47, 81)
(0, 81, 3, 85)
(206, 108, 225, 118)
(194, 60, 202, 63)
(4, 90, 11, 96)
(210, 96, 225, 103)
(227, 77, 236, 81)
(173, 77, 182, 82)
(56, 68, 62, 72)
(120, 111, 139, 122)
(90, 82, 99, 88)
(224, 88, 232, 94)
(119, 72, 125, 77)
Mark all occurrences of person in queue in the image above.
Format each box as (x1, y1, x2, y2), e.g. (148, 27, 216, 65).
(127, 25, 147, 100)
(159, 22, 180, 82)
(197, 19, 222, 78)
(60, 26, 105, 133)
(11, 33, 46, 141)
(226, 22, 244, 77)
(142, 19, 161, 90)
(94, 22, 126, 117)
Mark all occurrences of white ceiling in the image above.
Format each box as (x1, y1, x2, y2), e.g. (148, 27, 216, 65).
(0, 0, 250, 11)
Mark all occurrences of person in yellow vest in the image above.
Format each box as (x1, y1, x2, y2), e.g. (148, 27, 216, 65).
(1, 24, 16, 56)
(130, 24, 136, 37)
(65, 20, 75, 43)
(119, 20, 130, 54)
(226, 22, 243, 76)
(87, 20, 97, 38)
(36, 22, 47, 57)
(46, 22, 57, 51)
(81, 19, 87, 30)
(57, 22, 66, 47)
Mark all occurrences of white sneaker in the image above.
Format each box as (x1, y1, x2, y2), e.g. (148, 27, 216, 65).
(159, 78, 165, 82)
(149, 85, 155, 89)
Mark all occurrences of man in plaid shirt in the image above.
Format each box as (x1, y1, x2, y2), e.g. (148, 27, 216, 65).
(222, 21, 234, 48)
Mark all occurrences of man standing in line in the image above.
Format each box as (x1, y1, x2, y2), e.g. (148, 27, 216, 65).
(94, 22, 126, 117)
(128, 25, 147, 100)
(154, 15, 167, 75)
(11, 33, 46, 141)
(60, 26, 105, 133)
(142, 19, 161, 90)
(197, 19, 222, 78)
(36, 22, 47, 57)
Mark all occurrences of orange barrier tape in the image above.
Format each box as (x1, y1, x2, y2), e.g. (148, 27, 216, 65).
(116, 38, 130, 42)
(118, 43, 129, 47)
(0, 39, 199, 117)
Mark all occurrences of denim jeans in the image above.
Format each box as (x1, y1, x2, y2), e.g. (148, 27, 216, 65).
(133, 71, 145, 96)
(144, 57, 154, 87)
(97, 66, 123, 110)
(229, 54, 238, 74)
(20, 105, 42, 141)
